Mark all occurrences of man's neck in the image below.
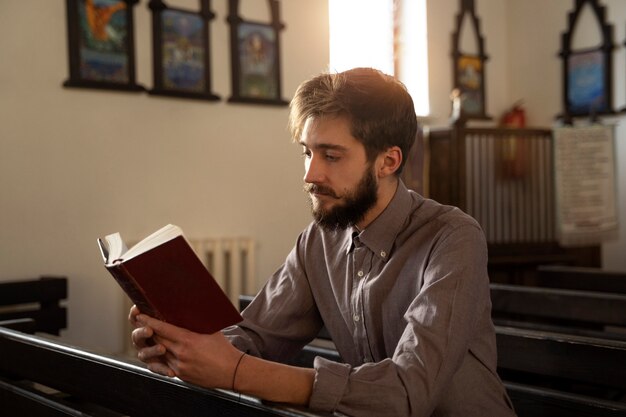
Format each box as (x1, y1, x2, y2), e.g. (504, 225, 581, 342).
(356, 177, 399, 230)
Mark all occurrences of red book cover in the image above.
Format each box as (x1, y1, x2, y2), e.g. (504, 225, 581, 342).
(100, 227, 242, 334)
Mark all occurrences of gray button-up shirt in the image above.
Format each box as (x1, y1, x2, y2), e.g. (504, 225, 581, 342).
(225, 181, 516, 416)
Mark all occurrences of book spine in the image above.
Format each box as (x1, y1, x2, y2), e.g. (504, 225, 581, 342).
(108, 264, 163, 321)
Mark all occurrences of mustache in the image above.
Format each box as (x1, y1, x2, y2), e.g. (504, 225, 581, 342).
(304, 184, 340, 199)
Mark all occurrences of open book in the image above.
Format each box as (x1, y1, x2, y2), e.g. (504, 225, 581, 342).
(98, 224, 243, 334)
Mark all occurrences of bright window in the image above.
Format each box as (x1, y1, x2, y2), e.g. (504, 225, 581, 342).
(328, 0, 430, 116)
(328, 0, 395, 75)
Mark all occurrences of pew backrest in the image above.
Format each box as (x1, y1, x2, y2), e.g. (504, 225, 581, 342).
(536, 265, 626, 294)
(495, 325, 626, 392)
(0, 276, 67, 335)
(490, 283, 626, 328)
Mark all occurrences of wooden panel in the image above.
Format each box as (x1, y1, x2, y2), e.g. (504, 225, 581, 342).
(495, 326, 626, 391)
(458, 128, 554, 243)
(491, 283, 626, 327)
(535, 266, 626, 294)
(505, 382, 626, 417)
(0, 378, 99, 417)
(0, 277, 67, 305)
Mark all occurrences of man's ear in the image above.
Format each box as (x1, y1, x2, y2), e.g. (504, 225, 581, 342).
(377, 146, 402, 178)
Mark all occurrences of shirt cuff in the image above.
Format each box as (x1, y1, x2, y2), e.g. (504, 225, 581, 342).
(308, 356, 351, 412)
(222, 325, 260, 357)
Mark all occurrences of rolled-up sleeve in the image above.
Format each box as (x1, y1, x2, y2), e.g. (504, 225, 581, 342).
(309, 357, 351, 411)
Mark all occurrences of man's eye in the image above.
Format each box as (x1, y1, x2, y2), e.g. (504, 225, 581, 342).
(325, 154, 339, 162)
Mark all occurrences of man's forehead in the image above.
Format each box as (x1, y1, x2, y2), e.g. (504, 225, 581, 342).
(300, 116, 358, 149)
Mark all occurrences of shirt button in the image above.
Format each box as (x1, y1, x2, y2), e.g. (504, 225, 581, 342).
(357, 270, 364, 277)
(353, 314, 360, 322)
(380, 251, 386, 258)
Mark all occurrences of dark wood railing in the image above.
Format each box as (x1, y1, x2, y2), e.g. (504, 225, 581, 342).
(0, 326, 331, 417)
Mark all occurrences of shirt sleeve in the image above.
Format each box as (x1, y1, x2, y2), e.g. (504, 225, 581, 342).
(223, 232, 325, 362)
(309, 224, 491, 417)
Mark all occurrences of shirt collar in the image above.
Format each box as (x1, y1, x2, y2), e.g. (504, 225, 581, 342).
(344, 180, 414, 261)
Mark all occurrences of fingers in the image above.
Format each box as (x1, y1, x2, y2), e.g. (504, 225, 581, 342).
(128, 310, 178, 378)
(131, 316, 179, 361)
(137, 343, 166, 362)
(132, 326, 175, 377)
(131, 315, 185, 359)
(136, 314, 188, 344)
(131, 325, 155, 349)
(146, 361, 176, 378)
(128, 305, 141, 328)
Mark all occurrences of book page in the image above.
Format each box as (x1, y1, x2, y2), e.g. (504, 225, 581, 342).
(122, 224, 183, 261)
(101, 233, 127, 263)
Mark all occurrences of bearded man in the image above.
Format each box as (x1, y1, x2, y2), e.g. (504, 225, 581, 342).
(130, 68, 517, 417)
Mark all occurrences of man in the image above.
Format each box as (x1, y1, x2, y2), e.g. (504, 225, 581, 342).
(130, 68, 517, 416)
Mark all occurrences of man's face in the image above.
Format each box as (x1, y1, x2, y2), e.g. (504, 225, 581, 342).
(300, 116, 379, 230)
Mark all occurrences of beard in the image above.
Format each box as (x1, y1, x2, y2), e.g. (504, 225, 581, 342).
(304, 166, 378, 231)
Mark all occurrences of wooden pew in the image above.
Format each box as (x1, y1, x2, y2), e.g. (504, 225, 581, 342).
(0, 276, 67, 335)
(490, 283, 626, 340)
(496, 326, 626, 416)
(495, 326, 626, 397)
(535, 265, 626, 294)
(0, 326, 331, 417)
(503, 382, 626, 417)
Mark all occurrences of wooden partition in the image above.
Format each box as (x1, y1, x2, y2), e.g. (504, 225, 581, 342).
(427, 126, 600, 283)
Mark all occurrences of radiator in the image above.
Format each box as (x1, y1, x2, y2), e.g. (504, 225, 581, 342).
(188, 237, 257, 304)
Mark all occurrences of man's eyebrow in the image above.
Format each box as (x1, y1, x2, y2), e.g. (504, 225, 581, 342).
(298, 141, 348, 152)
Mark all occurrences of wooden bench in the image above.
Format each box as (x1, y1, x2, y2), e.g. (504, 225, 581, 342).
(535, 265, 626, 294)
(0, 326, 331, 417)
(490, 283, 626, 340)
(0, 276, 67, 335)
(496, 326, 626, 397)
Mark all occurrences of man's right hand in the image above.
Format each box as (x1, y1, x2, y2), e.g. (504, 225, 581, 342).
(128, 305, 175, 377)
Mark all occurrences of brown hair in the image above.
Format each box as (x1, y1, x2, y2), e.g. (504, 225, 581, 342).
(288, 67, 417, 174)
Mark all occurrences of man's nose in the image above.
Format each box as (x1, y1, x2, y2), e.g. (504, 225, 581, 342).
(304, 157, 323, 184)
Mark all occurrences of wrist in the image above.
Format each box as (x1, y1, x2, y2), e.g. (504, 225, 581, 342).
(232, 352, 246, 392)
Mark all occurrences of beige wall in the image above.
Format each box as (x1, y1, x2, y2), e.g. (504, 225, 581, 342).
(0, 0, 328, 353)
(1, 0, 625, 354)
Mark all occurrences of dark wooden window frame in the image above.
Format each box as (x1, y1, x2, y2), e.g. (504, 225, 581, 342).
(558, 0, 616, 121)
(451, 0, 491, 122)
